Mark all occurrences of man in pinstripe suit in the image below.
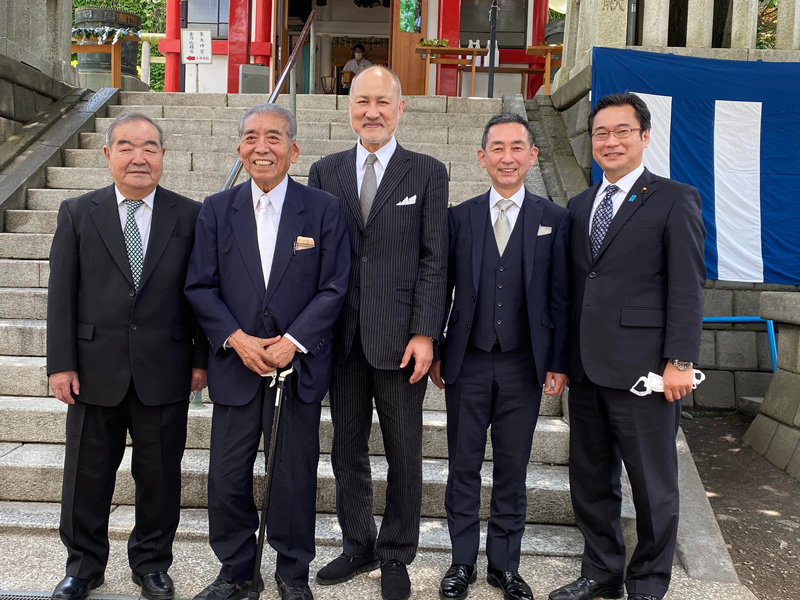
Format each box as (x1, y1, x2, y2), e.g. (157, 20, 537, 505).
(308, 66, 449, 600)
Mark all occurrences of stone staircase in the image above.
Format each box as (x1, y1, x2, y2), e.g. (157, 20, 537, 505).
(0, 91, 757, 600)
(0, 91, 581, 555)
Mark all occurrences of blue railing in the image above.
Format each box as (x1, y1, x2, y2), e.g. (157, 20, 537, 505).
(702, 317, 777, 373)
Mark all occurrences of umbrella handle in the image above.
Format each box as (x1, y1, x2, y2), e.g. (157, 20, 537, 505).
(268, 365, 296, 389)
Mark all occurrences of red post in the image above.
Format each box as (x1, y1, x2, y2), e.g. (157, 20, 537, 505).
(528, 0, 549, 97)
(163, 0, 181, 92)
(436, 0, 461, 97)
(227, 0, 253, 93)
(254, 0, 272, 66)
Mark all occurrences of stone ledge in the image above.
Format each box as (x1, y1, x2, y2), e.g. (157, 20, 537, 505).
(551, 64, 590, 111)
(760, 292, 800, 326)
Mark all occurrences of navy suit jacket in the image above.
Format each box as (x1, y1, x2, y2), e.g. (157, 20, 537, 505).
(441, 189, 570, 387)
(185, 177, 350, 406)
(567, 168, 705, 389)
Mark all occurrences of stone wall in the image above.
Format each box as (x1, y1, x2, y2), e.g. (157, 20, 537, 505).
(742, 293, 800, 482)
(0, 0, 78, 143)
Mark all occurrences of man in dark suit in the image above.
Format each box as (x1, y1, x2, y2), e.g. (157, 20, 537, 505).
(308, 65, 448, 600)
(47, 114, 208, 600)
(549, 93, 705, 600)
(185, 104, 349, 600)
(429, 112, 570, 600)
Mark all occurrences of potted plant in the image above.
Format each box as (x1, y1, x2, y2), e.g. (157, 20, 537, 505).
(417, 38, 449, 59)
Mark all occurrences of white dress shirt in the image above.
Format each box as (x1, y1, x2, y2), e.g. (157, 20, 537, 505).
(589, 163, 645, 226)
(115, 186, 155, 258)
(356, 136, 397, 196)
(224, 177, 306, 354)
(343, 57, 373, 75)
(489, 185, 526, 234)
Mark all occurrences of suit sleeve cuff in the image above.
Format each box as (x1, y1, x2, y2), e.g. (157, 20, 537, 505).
(284, 333, 308, 354)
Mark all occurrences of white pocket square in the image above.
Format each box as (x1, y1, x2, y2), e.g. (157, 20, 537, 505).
(396, 195, 417, 206)
(537, 225, 552, 236)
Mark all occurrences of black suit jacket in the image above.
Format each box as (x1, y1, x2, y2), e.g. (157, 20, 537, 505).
(441, 189, 570, 386)
(308, 143, 449, 369)
(567, 168, 705, 389)
(46, 184, 208, 406)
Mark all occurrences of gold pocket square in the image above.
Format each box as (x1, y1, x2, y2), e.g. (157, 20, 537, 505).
(294, 236, 315, 252)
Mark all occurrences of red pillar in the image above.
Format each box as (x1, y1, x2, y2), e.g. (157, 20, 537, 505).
(163, 0, 181, 92)
(528, 0, 550, 97)
(254, 0, 272, 66)
(227, 0, 253, 93)
(437, 0, 460, 97)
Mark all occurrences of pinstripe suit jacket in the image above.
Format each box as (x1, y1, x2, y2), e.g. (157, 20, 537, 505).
(308, 142, 449, 369)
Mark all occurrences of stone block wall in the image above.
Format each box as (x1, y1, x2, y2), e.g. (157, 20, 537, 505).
(742, 293, 800, 482)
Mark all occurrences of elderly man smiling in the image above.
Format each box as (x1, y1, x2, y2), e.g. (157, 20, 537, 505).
(185, 104, 349, 600)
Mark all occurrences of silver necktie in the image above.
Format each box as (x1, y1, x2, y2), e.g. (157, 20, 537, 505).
(494, 198, 515, 256)
(360, 153, 378, 223)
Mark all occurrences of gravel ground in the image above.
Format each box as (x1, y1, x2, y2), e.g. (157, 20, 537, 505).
(683, 411, 800, 600)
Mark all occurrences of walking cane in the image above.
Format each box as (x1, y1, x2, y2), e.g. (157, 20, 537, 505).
(248, 364, 295, 600)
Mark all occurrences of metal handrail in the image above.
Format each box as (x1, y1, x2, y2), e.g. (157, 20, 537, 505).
(222, 10, 317, 191)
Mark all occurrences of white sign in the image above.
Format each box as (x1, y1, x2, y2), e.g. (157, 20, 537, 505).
(181, 29, 212, 64)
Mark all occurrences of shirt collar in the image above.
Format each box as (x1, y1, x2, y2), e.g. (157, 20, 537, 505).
(601, 163, 645, 196)
(489, 185, 526, 209)
(115, 186, 156, 210)
(251, 175, 289, 212)
(357, 136, 397, 169)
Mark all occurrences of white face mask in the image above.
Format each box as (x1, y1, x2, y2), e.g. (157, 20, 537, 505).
(630, 370, 705, 397)
(354, 52, 363, 60)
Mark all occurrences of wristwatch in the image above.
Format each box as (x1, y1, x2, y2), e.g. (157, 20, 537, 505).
(669, 358, 693, 371)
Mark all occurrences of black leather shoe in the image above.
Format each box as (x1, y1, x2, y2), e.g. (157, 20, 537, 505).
(193, 577, 264, 600)
(274, 572, 313, 600)
(132, 572, 175, 600)
(381, 560, 411, 600)
(486, 567, 533, 600)
(52, 575, 104, 600)
(548, 577, 624, 600)
(439, 564, 477, 599)
(316, 552, 380, 585)
(628, 596, 659, 600)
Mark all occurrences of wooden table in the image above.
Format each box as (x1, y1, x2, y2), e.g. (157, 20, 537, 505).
(415, 45, 488, 97)
(72, 35, 141, 89)
(525, 45, 563, 95)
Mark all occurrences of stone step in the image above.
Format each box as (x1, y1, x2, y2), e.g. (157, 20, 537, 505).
(0, 320, 46, 356)
(4, 210, 57, 234)
(0, 501, 583, 557)
(0, 288, 47, 319)
(0, 357, 49, 397)
(0, 397, 569, 465)
(0, 443, 575, 523)
(60, 149, 491, 181)
(0, 233, 52, 259)
(0, 353, 561, 416)
(78, 132, 495, 164)
(737, 395, 763, 418)
(0, 259, 48, 288)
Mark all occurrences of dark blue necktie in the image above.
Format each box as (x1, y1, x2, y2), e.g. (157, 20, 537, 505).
(589, 184, 619, 259)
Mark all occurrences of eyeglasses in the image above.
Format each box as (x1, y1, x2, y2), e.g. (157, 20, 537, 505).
(590, 128, 642, 141)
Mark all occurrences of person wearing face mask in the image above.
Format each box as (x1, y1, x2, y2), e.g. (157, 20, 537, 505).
(343, 44, 373, 78)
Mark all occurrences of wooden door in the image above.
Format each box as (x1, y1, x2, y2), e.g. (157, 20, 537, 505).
(391, 0, 427, 96)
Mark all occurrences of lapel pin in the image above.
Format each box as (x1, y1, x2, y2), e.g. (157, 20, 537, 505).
(628, 195, 637, 203)
(641, 187, 648, 194)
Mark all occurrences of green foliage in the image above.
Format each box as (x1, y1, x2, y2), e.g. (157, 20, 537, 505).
(548, 9, 563, 22)
(756, 0, 777, 49)
(72, 0, 166, 91)
(418, 38, 449, 47)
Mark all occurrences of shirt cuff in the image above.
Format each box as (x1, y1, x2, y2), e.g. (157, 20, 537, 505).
(284, 333, 307, 354)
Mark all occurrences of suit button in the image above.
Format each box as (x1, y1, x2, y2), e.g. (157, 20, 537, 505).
(130, 324, 138, 331)
(498, 284, 503, 289)
(496, 320, 502, 325)
(263, 309, 271, 317)
(355, 286, 360, 291)
(466, 324, 470, 330)
(498, 267, 504, 272)
(589, 271, 597, 279)
(361, 256, 368, 263)
(128, 289, 135, 297)
(471, 296, 476, 302)
(497, 302, 503, 307)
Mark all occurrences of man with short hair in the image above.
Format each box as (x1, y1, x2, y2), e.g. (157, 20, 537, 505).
(549, 93, 705, 600)
(47, 114, 208, 600)
(186, 103, 349, 600)
(430, 112, 570, 600)
(308, 66, 449, 600)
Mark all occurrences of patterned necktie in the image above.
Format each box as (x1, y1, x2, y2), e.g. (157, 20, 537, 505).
(123, 199, 144, 289)
(589, 184, 619, 259)
(360, 153, 378, 223)
(494, 198, 515, 256)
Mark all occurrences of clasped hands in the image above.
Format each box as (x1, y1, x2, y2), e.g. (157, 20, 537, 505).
(229, 329, 297, 375)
